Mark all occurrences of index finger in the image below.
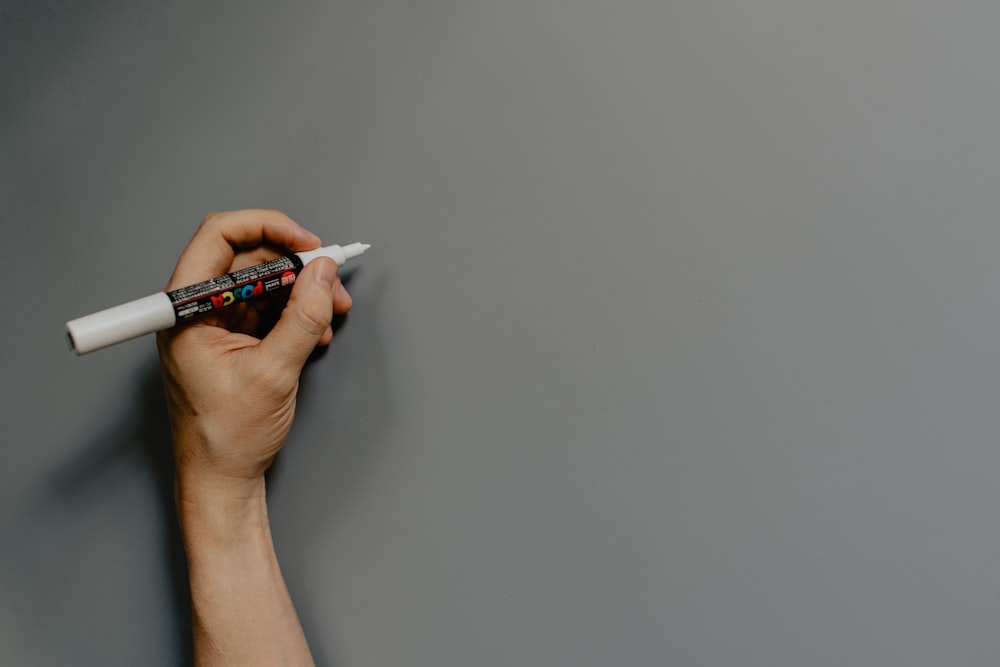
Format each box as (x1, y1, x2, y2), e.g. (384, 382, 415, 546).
(165, 209, 322, 290)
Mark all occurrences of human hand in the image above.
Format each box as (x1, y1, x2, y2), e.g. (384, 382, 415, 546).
(157, 209, 353, 499)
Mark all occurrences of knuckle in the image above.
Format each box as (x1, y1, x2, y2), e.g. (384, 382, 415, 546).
(199, 212, 221, 227)
(247, 364, 294, 398)
(250, 208, 293, 226)
(297, 300, 331, 334)
(265, 208, 298, 228)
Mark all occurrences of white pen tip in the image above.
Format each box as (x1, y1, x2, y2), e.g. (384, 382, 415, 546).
(338, 242, 371, 260)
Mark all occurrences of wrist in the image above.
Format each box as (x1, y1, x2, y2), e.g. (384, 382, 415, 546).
(169, 415, 286, 482)
(176, 471, 270, 549)
(176, 463, 267, 502)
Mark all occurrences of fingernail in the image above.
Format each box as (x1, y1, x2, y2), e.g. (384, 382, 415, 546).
(336, 281, 353, 307)
(314, 259, 337, 289)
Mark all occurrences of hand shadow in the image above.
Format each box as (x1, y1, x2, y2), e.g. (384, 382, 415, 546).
(47, 357, 193, 663)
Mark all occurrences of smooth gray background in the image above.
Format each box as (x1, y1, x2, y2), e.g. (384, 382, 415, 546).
(3, 0, 1000, 664)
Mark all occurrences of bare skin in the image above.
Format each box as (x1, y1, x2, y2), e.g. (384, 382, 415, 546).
(157, 209, 353, 666)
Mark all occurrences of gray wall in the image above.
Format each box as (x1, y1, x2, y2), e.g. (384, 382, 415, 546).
(4, 1, 1000, 664)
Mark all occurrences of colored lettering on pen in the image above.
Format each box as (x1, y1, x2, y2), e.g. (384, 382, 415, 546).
(210, 281, 265, 308)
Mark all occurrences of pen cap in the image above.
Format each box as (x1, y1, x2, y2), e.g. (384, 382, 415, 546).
(66, 292, 175, 355)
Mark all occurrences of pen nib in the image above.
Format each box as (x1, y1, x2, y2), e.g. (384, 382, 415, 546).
(341, 242, 371, 260)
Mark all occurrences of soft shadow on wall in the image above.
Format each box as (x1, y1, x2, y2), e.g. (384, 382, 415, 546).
(45, 358, 193, 662)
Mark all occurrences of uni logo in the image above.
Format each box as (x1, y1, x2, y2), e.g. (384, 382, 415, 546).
(280, 271, 296, 287)
(210, 281, 263, 308)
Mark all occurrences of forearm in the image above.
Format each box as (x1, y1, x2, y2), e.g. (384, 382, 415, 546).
(177, 473, 314, 666)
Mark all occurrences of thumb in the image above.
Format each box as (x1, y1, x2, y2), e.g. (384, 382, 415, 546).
(257, 258, 338, 375)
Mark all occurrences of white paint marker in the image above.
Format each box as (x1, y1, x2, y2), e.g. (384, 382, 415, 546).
(66, 242, 370, 355)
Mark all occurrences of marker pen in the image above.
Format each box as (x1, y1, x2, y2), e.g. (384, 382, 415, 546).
(66, 242, 370, 355)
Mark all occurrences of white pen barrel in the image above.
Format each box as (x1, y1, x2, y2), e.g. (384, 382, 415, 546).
(66, 292, 176, 355)
(65, 243, 369, 355)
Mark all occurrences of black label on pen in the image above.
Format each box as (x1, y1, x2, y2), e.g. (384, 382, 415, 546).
(167, 255, 304, 321)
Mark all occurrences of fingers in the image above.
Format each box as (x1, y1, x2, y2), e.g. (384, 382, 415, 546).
(318, 325, 334, 347)
(333, 280, 353, 314)
(317, 280, 353, 347)
(166, 210, 321, 290)
(257, 258, 344, 374)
